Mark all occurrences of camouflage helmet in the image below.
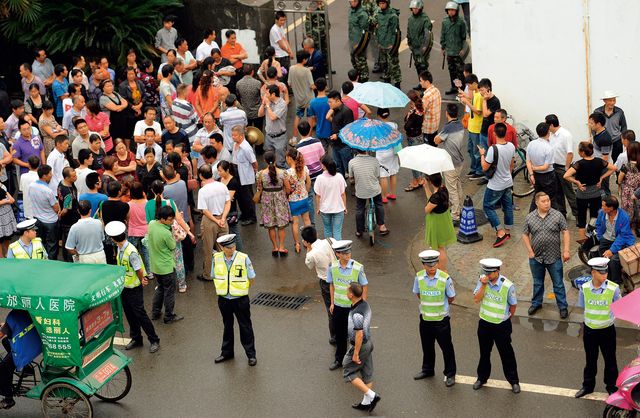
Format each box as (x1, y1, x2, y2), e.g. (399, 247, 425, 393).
(445, 1, 459, 11)
(409, 0, 423, 9)
(377, 0, 389, 4)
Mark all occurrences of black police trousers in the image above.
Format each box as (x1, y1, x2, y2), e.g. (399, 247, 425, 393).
(333, 306, 350, 363)
(582, 324, 618, 392)
(419, 316, 456, 378)
(122, 285, 159, 344)
(218, 295, 256, 359)
(477, 319, 519, 384)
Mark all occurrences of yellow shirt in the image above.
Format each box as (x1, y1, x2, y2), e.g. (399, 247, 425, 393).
(467, 91, 484, 134)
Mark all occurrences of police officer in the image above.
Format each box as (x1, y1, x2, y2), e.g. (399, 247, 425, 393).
(412, 250, 457, 387)
(407, 0, 433, 84)
(212, 234, 257, 366)
(473, 258, 520, 394)
(328, 240, 369, 370)
(348, 0, 371, 82)
(441, 1, 467, 95)
(6, 219, 46, 260)
(575, 257, 620, 398)
(375, 0, 401, 88)
(105, 221, 160, 354)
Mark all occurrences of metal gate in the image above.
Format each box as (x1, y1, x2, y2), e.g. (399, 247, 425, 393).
(273, 0, 333, 87)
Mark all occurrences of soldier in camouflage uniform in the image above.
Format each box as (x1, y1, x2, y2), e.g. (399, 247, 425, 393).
(348, 0, 371, 82)
(407, 0, 432, 86)
(362, 0, 383, 74)
(305, 1, 329, 64)
(375, 0, 401, 88)
(441, 1, 467, 95)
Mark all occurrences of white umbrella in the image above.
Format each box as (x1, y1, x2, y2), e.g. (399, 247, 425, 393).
(397, 144, 454, 175)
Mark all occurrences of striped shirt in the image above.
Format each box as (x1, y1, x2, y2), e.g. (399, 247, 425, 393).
(348, 154, 381, 199)
(171, 99, 199, 141)
(219, 107, 248, 151)
(422, 84, 442, 134)
(295, 137, 325, 180)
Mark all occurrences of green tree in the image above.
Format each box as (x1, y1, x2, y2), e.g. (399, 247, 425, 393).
(0, 0, 44, 38)
(5, 0, 183, 62)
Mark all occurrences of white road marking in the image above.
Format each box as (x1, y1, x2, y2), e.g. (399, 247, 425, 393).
(455, 375, 608, 401)
(113, 336, 132, 346)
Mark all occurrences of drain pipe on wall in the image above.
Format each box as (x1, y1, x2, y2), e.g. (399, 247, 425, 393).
(583, 0, 592, 139)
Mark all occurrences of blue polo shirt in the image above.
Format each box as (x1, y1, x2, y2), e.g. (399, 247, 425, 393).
(307, 96, 331, 139)
(326, 259, 369, 285)
(577, 279, 621, 324)
(211, 251, 256, 300)
(473, 275, 518, 318)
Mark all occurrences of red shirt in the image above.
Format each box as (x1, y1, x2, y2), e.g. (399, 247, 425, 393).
(342, 97, 360, 120)
(487, 122, 518, 148)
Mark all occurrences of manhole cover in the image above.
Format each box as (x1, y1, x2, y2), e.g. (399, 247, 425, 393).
(567, 265, 590, 281)
(251, 292, 310, 310)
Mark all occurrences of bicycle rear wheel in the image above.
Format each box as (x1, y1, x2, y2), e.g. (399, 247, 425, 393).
(512, 164, 534, 197)
(367, 200, 375, 246)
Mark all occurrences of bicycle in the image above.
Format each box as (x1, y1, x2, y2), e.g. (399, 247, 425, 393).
(507, 115, 536, 198)
(365, 196, 377, 246)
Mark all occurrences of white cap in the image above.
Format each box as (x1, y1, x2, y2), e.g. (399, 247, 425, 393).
(217, 234, 237, 247)
(17, 219, 37, 232)
(601, 90, 618, 100)
(105, 221, 126, 237)
(479, 258, 503, 273)
(588, 257, 610, 273)
(419, 250, 440, 264)
(331, 240, 353, 253)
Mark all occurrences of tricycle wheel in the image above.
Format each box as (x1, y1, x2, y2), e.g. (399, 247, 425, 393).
(95, 365, 132, 402)
(41, 382, 93, 418)
(603, 404, 637, 418)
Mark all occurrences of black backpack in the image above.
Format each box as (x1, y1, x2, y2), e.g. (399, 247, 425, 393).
(484, 145, 499, 179)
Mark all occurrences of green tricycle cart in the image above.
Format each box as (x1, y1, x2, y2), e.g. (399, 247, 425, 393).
(0, 259, 132, 417)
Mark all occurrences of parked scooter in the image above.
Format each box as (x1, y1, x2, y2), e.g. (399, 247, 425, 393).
(603, 356, 640, 417)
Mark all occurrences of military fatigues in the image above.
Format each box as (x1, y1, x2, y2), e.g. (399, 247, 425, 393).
(305, 2, 329, 62)
(577, 279, 620, 393)
(212, 251, 257, 359)
(440, 15, 467, 90)
(117, 241, 159, 345)
(474, 276, 519, 385)
(349, 3, 371, 81)
(413, 269, 457, 378)
(407, 11, 433, 78)
(376, 6, 401, 85)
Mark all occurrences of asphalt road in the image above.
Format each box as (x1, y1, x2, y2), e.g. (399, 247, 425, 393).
(3, 1, 639, 417)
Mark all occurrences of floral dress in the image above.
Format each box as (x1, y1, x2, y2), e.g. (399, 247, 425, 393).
(620, 162, 640, 229)
(258, 169, 291, 228)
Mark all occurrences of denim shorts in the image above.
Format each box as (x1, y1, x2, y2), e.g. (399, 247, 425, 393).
(295, 106, 307, 118)
(190, 150, 200, 160)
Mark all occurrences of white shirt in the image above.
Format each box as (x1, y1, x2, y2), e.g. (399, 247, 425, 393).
(305, 238, 337, 281)
(196, 40, 220, 62)
(19, 171, 39, 219)
(194, 126, 222, 167)
(197, 181, 230, 215)
(135, 143, 163, 164)
(232, 140, 257, 185)
(269, 24, 288, 57)
(549, 126, 573, 166)
(46, 148, 69, 192)
(134, 120, 162, 138)
(615, 151, 628, 171)
(219, 107, 248, 151)
(75, 167, 95, 197)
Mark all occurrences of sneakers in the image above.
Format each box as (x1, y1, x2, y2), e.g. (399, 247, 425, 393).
(164, 314, 184, 324)
(0, 398, 15, 410)
(477, 178, 489, 185)
(559, 308, 569, 319)
(469, 173, 484, 180)
(493, 233, 510, 248)
(149, 342, 160, 353)
(178, 285, 187, 293)
(466, 171, 475, 177)
(527, 305, 541, 316)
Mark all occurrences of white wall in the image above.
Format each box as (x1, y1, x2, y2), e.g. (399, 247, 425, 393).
(471, 0, 638, 143)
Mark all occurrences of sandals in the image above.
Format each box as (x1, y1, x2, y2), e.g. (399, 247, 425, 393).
(272, 250, 279, 257)
(404, 185, 420, 192)
(278, 249, 289, 256)
(379, 229, 390, 236)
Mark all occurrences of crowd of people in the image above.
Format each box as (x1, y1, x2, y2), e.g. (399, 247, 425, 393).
(0, 0, 636, 412)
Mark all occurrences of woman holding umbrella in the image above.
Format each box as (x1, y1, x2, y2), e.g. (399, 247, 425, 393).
(423, 173, 456, 271)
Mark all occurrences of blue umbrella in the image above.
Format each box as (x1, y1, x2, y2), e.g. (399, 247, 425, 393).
(348, 81, 410, 108)
(339, 118, 403, 151)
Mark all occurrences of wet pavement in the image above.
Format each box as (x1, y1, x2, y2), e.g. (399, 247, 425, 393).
(3, 1, 640, 417)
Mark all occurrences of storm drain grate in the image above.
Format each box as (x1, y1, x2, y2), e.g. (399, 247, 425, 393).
(251, 292, 310, 310)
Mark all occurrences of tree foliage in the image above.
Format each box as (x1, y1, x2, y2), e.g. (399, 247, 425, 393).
(2, 0, 183, 62)
(0, 0, 44, 38)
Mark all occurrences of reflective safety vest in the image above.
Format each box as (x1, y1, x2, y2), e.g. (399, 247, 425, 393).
(8, 238, 45, 259)
(582, 280, 618, 329)
(479, 277, 513, 324)
(117, 242, 146, 288)
(330, 260, 363, 308)
(417, 269, 449, 321)
(213, 252, 250, 297)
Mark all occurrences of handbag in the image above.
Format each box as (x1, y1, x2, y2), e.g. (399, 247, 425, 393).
(227, 212, 238, 225)
(462, 113, 470, 129)
(253, 172, 263, 204)
(187, 178, 198, 191)
(172, 219, 187, 241)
